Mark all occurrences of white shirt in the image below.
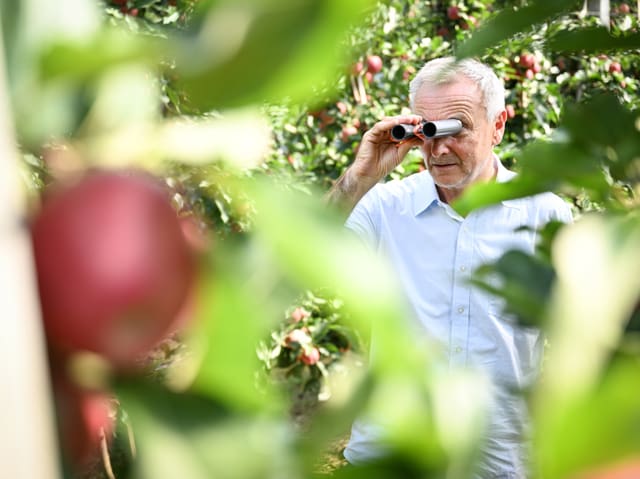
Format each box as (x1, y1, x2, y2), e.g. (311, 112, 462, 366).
(343, 161, 573, 478)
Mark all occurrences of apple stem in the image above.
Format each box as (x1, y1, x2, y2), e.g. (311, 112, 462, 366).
(100, 427, 116, 479)
(126, 420, 137, 459)
(350, 76, 361, 104)
(357, 75, 368, 105)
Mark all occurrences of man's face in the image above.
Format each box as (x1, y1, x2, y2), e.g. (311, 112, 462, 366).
(413, 76, 505, 202)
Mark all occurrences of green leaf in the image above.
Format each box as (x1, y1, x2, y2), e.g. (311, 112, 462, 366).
(471, 249, 556, 327)
(188, 242, 285, 411)
(117, 380, 295, 479)
(38, 28, 161, 83)
(173, 0, 375, 110)
(535, 358, 640, 479)
(456, 0, 581, 58)
(548, 27, 640, 53)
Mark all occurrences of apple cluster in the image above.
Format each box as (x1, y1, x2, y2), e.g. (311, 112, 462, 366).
(30, 170, 198, 470)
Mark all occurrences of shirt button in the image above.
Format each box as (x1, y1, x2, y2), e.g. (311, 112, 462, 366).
(457, 306, 465, 314)
(459, 266, 467, 272)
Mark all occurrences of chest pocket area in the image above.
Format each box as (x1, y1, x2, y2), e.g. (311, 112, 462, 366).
(473, 206, 535, 263)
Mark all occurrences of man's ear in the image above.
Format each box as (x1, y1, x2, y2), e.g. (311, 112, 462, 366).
(492, 109, 507, 146)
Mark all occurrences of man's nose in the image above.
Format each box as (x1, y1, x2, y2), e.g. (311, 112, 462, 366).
(428, 137, 450, 157)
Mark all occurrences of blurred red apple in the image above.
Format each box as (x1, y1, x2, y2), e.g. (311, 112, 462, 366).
(619, 3, 630, 14)
(300, 347, 321, 366)
(341, 125, 359, 142)
(31, 170, 196, 367)
(366, 55, 383, 74)
(519, 53, 536, 69)
(609, 61, 622, 73)
(290, 307, 310, 323)
(447, 6, 460, 20)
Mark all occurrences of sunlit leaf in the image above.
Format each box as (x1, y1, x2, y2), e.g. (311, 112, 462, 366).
(187, 242, 286, 411)
(540, 214, 640, 405)
(173, 0, 375, 110)
(38, 28, 161, 83)
(536, 358, 640, 479)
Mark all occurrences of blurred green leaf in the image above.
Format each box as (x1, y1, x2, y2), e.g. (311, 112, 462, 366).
(117, 380, 295, 479)
(535, 358, 640, 479)
(39, 28, 161, 83)
(548, 27, 640, 53)
(456, 0, 581, 58)
(471, 249, 556, 327)
(173, 0, 375, 110)
(454, 92, 640, 216)
(540, 214, 640, 406)
(188, 241, 285, 411)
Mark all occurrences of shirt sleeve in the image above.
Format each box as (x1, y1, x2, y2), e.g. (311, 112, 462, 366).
(543, 193, 573, 225)
(344, 186, 381, 250)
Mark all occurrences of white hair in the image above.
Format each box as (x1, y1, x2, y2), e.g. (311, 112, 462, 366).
(409, 57, 505, 122)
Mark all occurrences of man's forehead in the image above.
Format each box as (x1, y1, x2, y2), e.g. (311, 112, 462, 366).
(417, 76, 480, 99)
(414, 80, 482, 114)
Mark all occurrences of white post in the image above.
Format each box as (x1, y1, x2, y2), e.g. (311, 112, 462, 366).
(0, 31, 61, 479)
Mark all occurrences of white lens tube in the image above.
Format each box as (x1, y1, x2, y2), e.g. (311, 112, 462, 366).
(422, 119, 462, 138)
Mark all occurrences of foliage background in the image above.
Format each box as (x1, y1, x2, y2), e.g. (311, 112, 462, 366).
(6, 0, 640, 478)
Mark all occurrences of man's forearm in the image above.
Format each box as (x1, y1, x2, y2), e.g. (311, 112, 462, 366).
(325, 168, 377, 216)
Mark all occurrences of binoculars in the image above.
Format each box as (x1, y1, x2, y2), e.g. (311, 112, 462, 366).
(390, 119, 462, 141)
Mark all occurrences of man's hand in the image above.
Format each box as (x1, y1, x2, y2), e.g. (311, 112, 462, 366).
(326, 115, 423, 214)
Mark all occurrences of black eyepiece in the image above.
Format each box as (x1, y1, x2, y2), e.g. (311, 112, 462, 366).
(389, 119, 462, 142)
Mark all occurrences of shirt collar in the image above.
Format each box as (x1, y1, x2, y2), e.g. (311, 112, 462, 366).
(412, 155, 519, 216)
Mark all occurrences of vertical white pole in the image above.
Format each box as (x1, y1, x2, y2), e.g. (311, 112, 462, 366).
(0, 31, 61, 479)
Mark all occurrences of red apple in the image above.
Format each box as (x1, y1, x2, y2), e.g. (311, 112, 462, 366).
(461, 15, 477, 30)
(519, 53, 536, 69)
(300, 347, 321, 366)
(341, 125, 359, 142)
(366, 55, 383, 74)
(128, 7, 139, 16)
(31, 170, 196, 367)
(436, 26, 450, 37)
(351, 61, 363, 75)
(447, 6, 460, 20)
(609, 61, 622, 73)
(290, 307, 310, 323)
(619, 3, 630, 14)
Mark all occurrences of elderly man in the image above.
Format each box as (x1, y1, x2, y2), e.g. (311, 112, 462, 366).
(328, 57, 572, 478)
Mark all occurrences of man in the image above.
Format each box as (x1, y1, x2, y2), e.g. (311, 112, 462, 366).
(327, 57, 572, 478)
